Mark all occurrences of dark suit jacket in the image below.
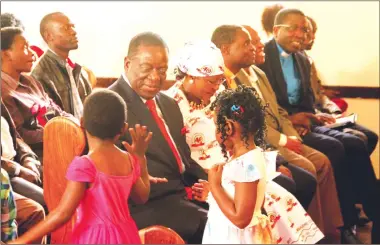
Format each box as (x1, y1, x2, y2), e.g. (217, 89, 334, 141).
(259, 38, 315, 115)
(109, 76, 207, 240)
(1, 101, 39, 176)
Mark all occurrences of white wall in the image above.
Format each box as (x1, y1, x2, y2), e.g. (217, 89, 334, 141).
(2, 1, 379, 87)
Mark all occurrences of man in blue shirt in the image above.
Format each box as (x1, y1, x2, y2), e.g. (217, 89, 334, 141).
(259, 8, 380, 244)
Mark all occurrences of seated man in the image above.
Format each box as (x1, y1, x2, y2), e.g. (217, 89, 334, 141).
(109, 32, 208, 243)
(1, 100, 44, 207)
(259, 8, 380, 243)
(303, 16, 378, 155)
(31, 12, 92, 119)
(1, 11, 96, 90)
(302, 16, 348, 114)
(1, 27, 73, 160)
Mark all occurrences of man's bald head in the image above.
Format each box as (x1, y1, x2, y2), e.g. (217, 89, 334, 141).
(242, 25, 265, 65)
(40, 12, 64, 41)
(242, 25, 257, 37)
(39, 12, 78, 55)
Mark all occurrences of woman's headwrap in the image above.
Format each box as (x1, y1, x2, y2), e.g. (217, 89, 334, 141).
(174, 40, 225, 78)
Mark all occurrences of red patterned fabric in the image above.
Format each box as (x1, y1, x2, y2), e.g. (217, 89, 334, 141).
(331, 98, 348, 113)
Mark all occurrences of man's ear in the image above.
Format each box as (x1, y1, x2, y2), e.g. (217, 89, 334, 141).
(273, 26, 280, 38)
(124, 56, 131, 71)
(220, 44, 230, 56)
(43, 30, 53, 44)
(1, 50, 11, 62)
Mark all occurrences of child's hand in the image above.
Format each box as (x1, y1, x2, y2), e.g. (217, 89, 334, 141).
(149, 175, 168, 184)
(208, 164, 224, 188)
(192, 179, 209, 202)
(122, 124, 153, 158)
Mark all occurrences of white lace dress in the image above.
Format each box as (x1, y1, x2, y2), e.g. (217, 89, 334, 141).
(202, 149, 272, 244)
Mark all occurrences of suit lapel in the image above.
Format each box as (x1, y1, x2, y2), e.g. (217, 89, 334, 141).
(294, 53, 307, 100)
(250, 66, 278, 117)
(268, 39, 289, 105)
(156, 94, 177, 141)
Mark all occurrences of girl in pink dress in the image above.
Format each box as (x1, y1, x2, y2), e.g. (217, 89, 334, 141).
(10, 89, 157, 244)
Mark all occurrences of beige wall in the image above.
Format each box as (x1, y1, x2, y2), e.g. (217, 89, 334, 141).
(2, 1, 379, 87)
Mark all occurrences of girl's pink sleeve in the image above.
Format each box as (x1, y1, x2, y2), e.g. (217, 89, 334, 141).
(66, 156, 96, 183)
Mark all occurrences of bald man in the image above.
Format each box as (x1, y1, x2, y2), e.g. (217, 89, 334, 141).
(31, 12, 92, 118)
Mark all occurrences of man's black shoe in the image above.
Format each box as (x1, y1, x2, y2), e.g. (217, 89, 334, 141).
(341, 228, 363, 244)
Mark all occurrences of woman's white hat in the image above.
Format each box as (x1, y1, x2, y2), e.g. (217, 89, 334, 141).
(175, 40, 225, 77)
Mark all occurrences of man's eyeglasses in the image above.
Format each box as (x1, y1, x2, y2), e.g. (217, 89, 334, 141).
(274, 24, 310, 34)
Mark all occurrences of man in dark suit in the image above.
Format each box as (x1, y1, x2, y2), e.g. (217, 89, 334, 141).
(259, 8, 380, 243)
(109, 32, 208, 243)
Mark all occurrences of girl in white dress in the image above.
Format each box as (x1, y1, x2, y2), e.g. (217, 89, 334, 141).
(203, 85, 273, 244)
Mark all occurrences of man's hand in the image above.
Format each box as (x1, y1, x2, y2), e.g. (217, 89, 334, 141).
(295, 126, 310, 137)
(148, 175, 168, 184)
(289, 112, 315, 129)
(22, 157, 41, 178)
(284, 137, 302, 154)
(277, 165, 293, 180)
(315, 113, 336, 125)
(19, 167, 41, 185)
(192, 179, 209, 202)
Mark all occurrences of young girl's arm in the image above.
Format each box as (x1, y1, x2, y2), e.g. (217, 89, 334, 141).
(209, 164, 258, 229)
(122, 125, 152, 204)
(129, 155, 150, 204)
(8, 181, 86, 244)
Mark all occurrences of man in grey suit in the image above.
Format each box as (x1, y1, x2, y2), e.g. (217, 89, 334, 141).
(109, 32, 208, 244)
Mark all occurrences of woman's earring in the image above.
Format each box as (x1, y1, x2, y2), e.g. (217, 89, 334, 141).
(189, 79, 194, 84)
